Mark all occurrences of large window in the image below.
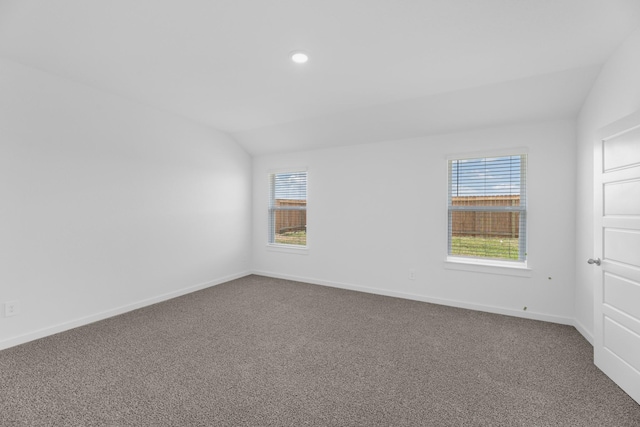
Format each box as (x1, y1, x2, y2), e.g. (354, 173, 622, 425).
(268, 171, 307, 247)
(448, 154, 527, 262)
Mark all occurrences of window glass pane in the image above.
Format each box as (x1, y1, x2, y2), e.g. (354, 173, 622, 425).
(273, 203, 307, 245)
(450, 211, 521, 260)
(274, 172, 307, 200)
(450, 156, 521, 199)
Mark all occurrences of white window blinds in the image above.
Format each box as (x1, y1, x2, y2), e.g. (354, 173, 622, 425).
(448, 154, 527, 261)
(268, 171, 307, 246)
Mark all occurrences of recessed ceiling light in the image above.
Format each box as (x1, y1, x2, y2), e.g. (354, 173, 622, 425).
(290, 51, 309, 64)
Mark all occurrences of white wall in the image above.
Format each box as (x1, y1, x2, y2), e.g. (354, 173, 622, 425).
(253, 120, 577, 324)
(574, 28, 640, 343)
(11, 23, 636, 350)
(0, 59, 252, 349)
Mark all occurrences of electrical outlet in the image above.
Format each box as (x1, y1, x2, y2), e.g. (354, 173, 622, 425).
(5, 300, 20, 317)
(409, 269, 416, 280)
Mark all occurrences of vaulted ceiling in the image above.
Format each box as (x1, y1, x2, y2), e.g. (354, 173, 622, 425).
(1, 0, 639, 155)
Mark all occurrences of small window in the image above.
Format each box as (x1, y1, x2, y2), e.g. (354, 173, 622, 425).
(268, 171, 307, 247)
(448, 154, 527, 262)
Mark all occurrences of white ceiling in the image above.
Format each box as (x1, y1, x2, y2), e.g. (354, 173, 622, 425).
(1, 0, 640, 155)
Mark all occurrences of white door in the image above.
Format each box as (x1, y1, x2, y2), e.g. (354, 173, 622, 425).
(593, 110, 640, 405)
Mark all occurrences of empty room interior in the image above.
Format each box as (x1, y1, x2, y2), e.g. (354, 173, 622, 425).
(2, 0, 640, 425)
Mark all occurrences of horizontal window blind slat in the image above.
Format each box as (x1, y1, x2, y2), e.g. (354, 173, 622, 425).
(449, 206, 525, 212)
(269, 207, 307, 211)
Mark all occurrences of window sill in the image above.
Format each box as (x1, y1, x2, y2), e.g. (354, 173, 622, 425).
(266, 244, 309, 255)
(444, 257, 532, 277)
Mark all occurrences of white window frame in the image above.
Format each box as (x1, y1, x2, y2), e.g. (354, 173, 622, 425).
(445, 150, 529, 273)
(267, 169, 308, 252)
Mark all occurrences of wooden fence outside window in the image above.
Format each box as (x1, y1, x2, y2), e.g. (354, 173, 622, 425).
(451, 195, 521, 238)
(274, 199, 307, 233)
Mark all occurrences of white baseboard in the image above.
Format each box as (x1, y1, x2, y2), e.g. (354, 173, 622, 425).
(253, 270, 575, 326)
(3, 270, 583, 352)
(0, 271, 251, 351)
(573, 318, 594, 345)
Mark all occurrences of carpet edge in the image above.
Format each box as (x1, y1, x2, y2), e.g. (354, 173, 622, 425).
(0, 271, 252, 351)
(252, 269, 575, 326)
